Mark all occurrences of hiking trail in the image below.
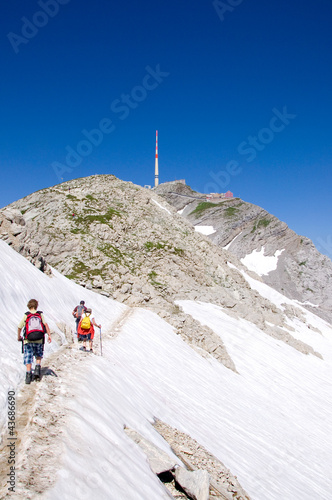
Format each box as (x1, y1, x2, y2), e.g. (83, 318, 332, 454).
(0, 307, 132, 499)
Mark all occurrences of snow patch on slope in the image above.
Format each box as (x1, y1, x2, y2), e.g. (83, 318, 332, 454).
(194, 225, 216, 236)
(152, 199, 171, 214)
(177, 204, 190, 215)
(223, 231, 243, 250)
(241, 247, 284, 276)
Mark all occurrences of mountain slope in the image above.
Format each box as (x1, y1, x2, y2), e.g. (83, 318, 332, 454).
(1, 239, 332, 500)
(0, 175, 324, 368)
(155, 182, 332, 324)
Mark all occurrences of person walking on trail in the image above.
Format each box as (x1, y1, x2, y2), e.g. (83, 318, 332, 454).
(77, 308, 101, 353)
(17, 299, 52, 384)
(72, 300, 87, 334)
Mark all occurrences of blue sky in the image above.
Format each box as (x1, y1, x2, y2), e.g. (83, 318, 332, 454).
(1, 0, 332, 259)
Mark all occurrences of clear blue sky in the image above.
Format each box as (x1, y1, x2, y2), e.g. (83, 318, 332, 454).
(1, 0, 332, 259)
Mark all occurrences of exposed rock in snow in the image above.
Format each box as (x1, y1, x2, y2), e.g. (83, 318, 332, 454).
(124, 427, 179, 475)
(153, 419, 251, 500)
(174, 468, 210, 500)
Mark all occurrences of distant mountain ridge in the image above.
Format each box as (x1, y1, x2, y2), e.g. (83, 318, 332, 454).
(155, 181, 332, 324)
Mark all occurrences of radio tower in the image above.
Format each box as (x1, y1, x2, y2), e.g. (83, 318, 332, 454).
(154, 130, 159, 187)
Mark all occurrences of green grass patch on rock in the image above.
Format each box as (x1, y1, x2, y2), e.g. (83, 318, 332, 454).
(148, 270, 166, 288)
(145, 241, 167, 251)
(144, 241, 184, 256)
(190, 202, 216, 217)
(251, 218, 271, 232)
(72, 207, 121, 226)
(258, 218, 271, 228)
(98, 243, 124, 265)
(65, 260, 89, 280)
(88, 268, 106, 280)
(224, 206, 239, 217)
(174, 247, 184, 256)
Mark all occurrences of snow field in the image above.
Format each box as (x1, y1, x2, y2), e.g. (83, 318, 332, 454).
(1, 238, 332, 499)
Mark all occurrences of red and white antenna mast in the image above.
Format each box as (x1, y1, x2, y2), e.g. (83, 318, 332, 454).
(154, 130, 159, 187)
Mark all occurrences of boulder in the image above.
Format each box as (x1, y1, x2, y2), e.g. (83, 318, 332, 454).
(2, 209, 25, 225)
(11, 223, 24, 236)
(174, 467, 210, 500)
(124, 428, 178, 475)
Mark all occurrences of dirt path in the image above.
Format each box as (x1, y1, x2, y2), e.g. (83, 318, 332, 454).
(0, 343, 77, 498)
(108, 306, 136, 340)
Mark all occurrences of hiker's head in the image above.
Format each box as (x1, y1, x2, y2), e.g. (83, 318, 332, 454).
(86, 308, 92, 314)
(27, 299, 38, 310)
(80, 300, 85, 305)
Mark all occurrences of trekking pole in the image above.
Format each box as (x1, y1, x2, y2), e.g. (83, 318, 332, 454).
(99, 327, 103, 357)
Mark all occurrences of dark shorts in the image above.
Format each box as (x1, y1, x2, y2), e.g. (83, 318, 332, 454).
(23, 343, 44, 365)
(78, 333, 91, 341)
(75, 317, 81, 332)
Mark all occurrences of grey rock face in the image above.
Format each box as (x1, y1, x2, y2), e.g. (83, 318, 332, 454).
(124, 428, 178, 474)
(174, 467, 210, 500)
(155, 182, 332, 324)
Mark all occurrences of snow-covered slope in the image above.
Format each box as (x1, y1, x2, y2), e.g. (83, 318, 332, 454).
(0, 238, 125, 417)
(1, 238, 332, 500)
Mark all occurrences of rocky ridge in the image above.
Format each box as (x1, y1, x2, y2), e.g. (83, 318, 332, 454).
(124, 419, 250, 499)
(155, 182, 332, 324)
(0, 175, 324, 368)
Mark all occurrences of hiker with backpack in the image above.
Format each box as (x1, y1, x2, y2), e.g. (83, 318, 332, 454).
(72, 300, 87, 333)
(17, 299, 52, 384)
(77, 308, 101, 353)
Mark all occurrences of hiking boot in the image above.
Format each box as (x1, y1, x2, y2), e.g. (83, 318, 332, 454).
(25, 372, 32, 384)
(33, 365, 41, 381)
